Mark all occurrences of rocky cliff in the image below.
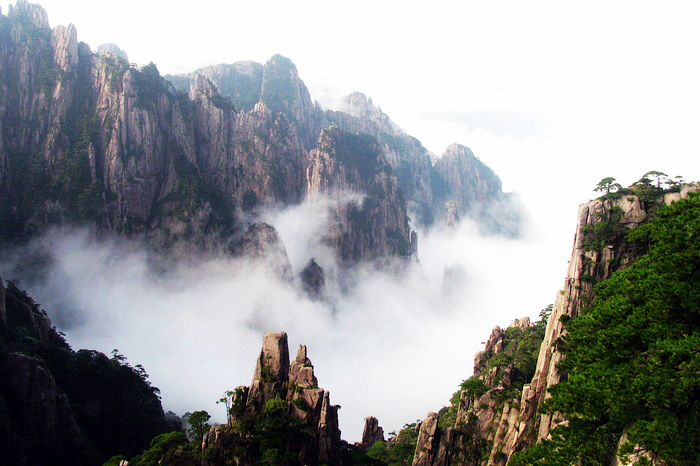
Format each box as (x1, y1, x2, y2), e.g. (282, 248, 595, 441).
(168, 63, 520, 236)
(201, 331, 344, 466)
(408, 183, 699, 466)
(0, 277, 170, 465)
(1, 2, 521, 266)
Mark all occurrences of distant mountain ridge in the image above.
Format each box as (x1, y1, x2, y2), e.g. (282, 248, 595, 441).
(0, 0, 522, 267)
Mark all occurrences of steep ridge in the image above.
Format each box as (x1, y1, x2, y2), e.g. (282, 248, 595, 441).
(0, 278, 170, 465)
(407, 182, 699, 466)
(1, 2, 521, 267)
(168, 66, 520, 234)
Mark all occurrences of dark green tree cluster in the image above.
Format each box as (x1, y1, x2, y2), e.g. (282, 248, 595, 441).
(511, 192, 700, 466)
(438, 307, 551, 430)
(0, 281, 171, 464)
(363, 423, 420, 466)
(593, 172, 686, 204)
(322, 126, 387, 181)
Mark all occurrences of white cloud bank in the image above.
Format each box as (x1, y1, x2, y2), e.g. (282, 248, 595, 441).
(0, 194, 567, 443)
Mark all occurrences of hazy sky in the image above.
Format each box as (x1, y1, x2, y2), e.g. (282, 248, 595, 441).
(3, 0, 700, 442)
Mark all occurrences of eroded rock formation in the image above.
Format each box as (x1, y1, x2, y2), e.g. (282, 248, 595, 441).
(202, 332, 343, 466)
(358, 416, 385, 453)
(1, 3, 521, 265)
(300, 258, 325, 299)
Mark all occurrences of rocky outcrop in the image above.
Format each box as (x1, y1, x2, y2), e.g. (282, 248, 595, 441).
(0, 277, 168, 464)
(433, 144, 523, 236)
(0, 3, 519, 264)
(413, 412, 457, 466)
(229, 223, 293, 281)
(530, 189, 696, 442)
(300, 258, 325, 299)
(441, 263, 467, 298)
(202, 332, 343, 466)
(97, 43, 128, 61)
(358, 416, 385, 453)
(307, 126, 416, 262)
(443, 200, 460, 228)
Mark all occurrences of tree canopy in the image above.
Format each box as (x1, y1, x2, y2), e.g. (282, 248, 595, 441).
(594, 177, 622, 195)
(511, 192, 700, 466)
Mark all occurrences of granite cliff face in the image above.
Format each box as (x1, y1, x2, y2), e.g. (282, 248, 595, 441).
(409, 185, 699, 466)
(1, 2, 521, 267)
(307, 126, 416, 262)
(201, 331, 344, 466)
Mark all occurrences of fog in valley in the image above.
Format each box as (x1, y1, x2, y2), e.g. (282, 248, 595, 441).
(0, 194, 565, 443)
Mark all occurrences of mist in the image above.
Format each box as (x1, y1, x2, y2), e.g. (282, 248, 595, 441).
(0, 194, 567, 443)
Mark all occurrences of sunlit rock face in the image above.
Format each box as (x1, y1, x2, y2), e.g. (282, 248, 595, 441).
(410, 187, 700, 466)
(202, 331, 343, 466)
(0, 3, 519, 265)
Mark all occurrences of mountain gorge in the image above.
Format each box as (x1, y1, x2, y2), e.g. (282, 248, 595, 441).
(2, 2, 698, 466)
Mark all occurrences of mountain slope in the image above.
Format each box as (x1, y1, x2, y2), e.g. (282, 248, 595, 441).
(0, 278, 170, 465)
(405, 181, 699, 466)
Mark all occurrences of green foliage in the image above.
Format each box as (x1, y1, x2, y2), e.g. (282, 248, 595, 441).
(153, 145, 235, 237)
(366, 424, 419, 466)
(439, 308, 550, 430)
(218, 390, 236, 424)
(99, 53, 129, 92)
(631, 170, 685, 206)
(216, 64, 263, 112)
(186, 411, 211, 445)
(581, 206, 628, 252)
(1, 282, 169, 462)
(208, 93, 236, 112)
(128, 432, 188, 466)
(594, 177, 622, 196)
(322, 127, 385, 180)
(260, 55, 298, 119)
(512, 193, 700, 466)
(262, 397, 287, 416)
(131, 62, 167, 107)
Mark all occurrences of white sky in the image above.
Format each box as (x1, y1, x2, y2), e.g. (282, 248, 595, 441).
(4, 0, 700, 443)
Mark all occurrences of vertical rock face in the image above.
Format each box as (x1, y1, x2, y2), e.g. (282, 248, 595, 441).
(443, 200, 460, 228)
(229, 223, 294, 282)
(412, 412, 456, 466)
(433, 144, 523, 236)
(1, 4, 519, 262)
(412, 187, 700, 466)
(433, 144, 502, 210)
(203, 332, 343, 466)
(359, 416, 385, 452)
(307, 126, 416, 263)
(248, 331, 290, 407)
